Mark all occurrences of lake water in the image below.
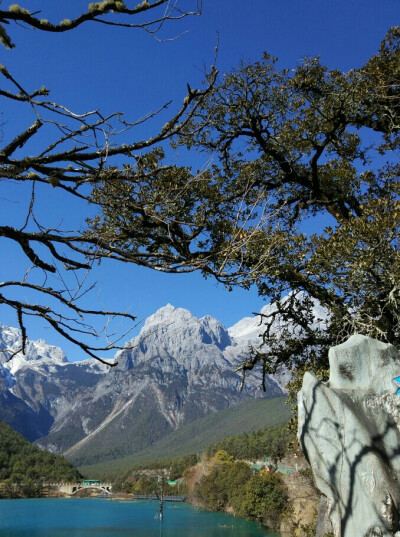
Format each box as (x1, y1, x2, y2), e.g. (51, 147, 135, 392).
(0, 498, 280, 537)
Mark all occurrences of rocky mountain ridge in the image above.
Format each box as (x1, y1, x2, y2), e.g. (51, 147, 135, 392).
(0, 300, 315, 465)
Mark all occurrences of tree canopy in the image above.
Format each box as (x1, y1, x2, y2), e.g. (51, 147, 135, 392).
(1, 2, 399, 384)
(0, 420, 81, 496)
(89, 27, 400, 384)
(194, 450, 288, 528)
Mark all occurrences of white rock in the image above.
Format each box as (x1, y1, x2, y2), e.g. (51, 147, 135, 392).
(298, 335, 400, 537)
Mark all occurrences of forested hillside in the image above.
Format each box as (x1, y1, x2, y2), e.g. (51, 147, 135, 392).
(79, 396, 290, 478)
(206, 423, 294, 461)
(0, 421, 81, 497)
(193, 450, 288, 530)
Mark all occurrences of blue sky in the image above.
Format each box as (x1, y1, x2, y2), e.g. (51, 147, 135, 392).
(1, 1, 399, 360)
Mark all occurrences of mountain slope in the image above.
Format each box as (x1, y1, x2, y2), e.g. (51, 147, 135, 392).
(0, 420, 81, 488)
(78, 395, 291, 478)
(0, 322, 108, 443)
(53, 305, 283, 465)
(0, 303, 296, 466)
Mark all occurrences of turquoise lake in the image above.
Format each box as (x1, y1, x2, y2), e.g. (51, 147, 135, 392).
(0, 498, 280, 537)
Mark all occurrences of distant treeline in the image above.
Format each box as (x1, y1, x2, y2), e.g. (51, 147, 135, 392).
(113, 453, 198, 493)
(207, 423, 294, 461)
(0, 420, 82, 498)
(123, 453, 198, 481)
(116, 422, 293, 483)
(114, 423, 293, 495)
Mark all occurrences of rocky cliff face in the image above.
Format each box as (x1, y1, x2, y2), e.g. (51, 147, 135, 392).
(0, 322, 108, 443)
(60, 305, 284, 465)
(298, 335, 400, 537)
(0, 305, 285, 465)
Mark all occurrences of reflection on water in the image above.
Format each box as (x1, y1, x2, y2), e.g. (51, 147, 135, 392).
(0, 498, 280, 537)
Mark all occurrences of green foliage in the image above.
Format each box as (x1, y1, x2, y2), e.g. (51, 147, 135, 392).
(112, 455, 196, 494)
(88, 421, 291, 527)
(214, 449, 234, 464)
(114, 474, 178, 495)
(78, 397, 290, 478)
(0, 421, 82, 497)
(300, 510, 318, 537)
(196, 456, 252, 512)
(195, 454, 288, 529)
(114, 475, 156, 494)
(207, 423, 294, 462)
(122, 453, 198, 483)
(169, 454, 198, 480)
(236, 473, 288, 524)
(85, 452, 198, 485)
(88, 27, 400, 398)
(298, 467, 314, 480)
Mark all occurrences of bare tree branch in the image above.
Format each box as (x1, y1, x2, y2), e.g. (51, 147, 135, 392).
(0, 0, 207, 362)
(0, 1, 202, 47)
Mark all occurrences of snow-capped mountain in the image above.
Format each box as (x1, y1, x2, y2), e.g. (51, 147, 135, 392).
(228, 292, 328, 347)
(228, 303, 277, 347)
(116, 304, 233, 372)
(0, 322, 110, 442)
(0, 303, 294, 465)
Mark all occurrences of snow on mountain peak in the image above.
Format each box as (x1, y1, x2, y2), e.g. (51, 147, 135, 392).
(143, 304, 188, 329)
(116, 304, 234, 371)
(137, 304, 231, 347)
(228, 292, 328, 349)
(0, 323, 68, 375)
(0, 293, 328, 384)
(228, 303, 277, 348)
